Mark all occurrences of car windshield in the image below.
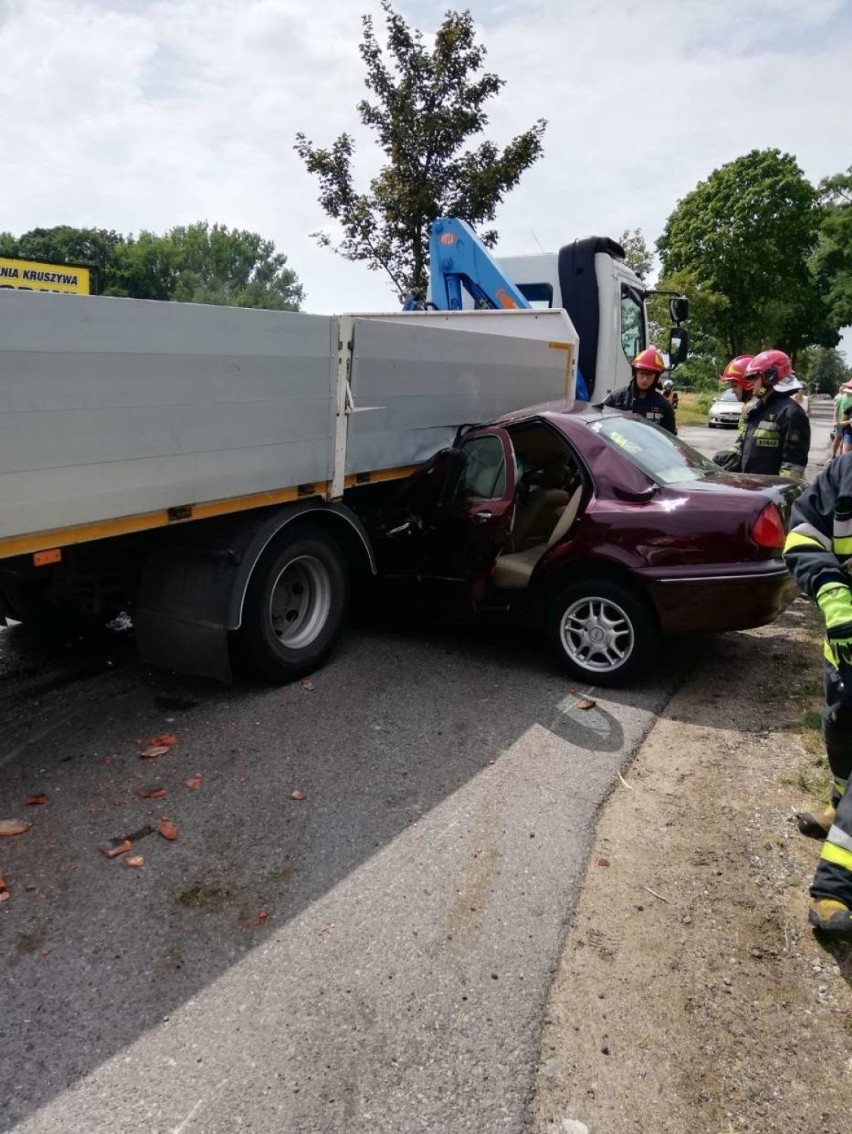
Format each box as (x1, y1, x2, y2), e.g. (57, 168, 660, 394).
(590, 414, 718, 485)
(716, 389, 738, 403)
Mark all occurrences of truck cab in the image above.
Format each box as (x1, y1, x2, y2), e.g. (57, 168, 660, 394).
(500, 237, 653, 403)
(421, 219, 687, 405)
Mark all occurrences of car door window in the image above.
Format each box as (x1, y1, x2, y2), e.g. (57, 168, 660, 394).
(452, 436, 507, 501)
(620, 285, 646, 363)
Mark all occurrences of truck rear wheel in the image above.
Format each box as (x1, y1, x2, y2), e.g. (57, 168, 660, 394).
(235, 524, 349, 683)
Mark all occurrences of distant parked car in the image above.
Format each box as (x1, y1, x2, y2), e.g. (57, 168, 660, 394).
(367, 406, 802, 686)
(708, 388, 741, 428)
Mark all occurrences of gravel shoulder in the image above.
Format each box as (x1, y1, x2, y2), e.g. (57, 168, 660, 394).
(533, 597, 852, 1134)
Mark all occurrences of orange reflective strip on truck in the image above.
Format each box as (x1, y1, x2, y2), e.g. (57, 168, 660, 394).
(33, 548, 62, 567)
(0, 466, 418, 561)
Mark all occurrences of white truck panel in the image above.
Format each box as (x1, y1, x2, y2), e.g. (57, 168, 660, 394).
(346, 309, 577, 473)
(0, 293, 338, 541)
(0, 296, 576, 545)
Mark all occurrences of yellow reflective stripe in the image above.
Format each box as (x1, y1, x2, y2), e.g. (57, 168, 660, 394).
(824, 641, 836, 665)
(833, 537, 852, 556)
(785, 531, 828, 554)
(790, 523, 830, 549)
(0, 466, 418, 561)
(820, 841, 852, 872)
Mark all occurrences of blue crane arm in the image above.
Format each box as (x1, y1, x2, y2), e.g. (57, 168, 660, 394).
(402, 216, 589, 400)
(425, 218, 531, 312)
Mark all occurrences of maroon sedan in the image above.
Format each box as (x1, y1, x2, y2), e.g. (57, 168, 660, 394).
(367, 406, 801, 686)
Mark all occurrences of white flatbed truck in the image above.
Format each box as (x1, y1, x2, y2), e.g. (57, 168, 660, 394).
(0, 291, 578, 681)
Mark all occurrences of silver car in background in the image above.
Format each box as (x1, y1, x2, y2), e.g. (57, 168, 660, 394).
(708, 388, 741, 428)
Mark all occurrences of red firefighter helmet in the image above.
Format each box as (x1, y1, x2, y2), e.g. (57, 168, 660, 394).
(720, 355, 755, 389)
(744, 349, 793, 388)
(632, 347, 666, 375)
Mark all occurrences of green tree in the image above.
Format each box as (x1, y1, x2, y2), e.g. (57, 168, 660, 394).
(295, 2, 546, 298)
(813, 167, 852, 331)
(619, 228, 653, 282)
(797, 345, 849, 395)
(125, 223, 303, 310)
(107, 231, 177, 300)
(648, 267, 731, 390)
(657, 149, 830, 360)
(1, 223, 303, 309)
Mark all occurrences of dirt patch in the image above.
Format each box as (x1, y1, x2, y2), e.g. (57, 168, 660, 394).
(534, 597, 852, 1134)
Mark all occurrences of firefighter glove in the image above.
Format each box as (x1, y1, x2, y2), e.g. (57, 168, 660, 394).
(817, 584, 852, 637)
(712, 449, 741, 472)
(818, 585, 852, 687)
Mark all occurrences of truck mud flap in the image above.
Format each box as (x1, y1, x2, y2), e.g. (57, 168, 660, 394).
(135, 610, 232, 683)
(135, 541, 239, 682)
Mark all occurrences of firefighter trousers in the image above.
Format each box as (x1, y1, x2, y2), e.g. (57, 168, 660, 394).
(812, 664, 852, 905)
(822, 662, 852, 801)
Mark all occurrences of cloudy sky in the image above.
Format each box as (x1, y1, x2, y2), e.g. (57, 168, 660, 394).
(1, 0, 850, 350)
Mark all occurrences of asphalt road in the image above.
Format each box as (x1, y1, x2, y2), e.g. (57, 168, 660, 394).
(1, 623, 690, 1133)
(683, 396, 833, 464)
(0, 401, 832, 1133)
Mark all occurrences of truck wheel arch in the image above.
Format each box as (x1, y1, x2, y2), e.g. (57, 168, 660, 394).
(229, 504, 375, 630)
(134, 502, 375, 682)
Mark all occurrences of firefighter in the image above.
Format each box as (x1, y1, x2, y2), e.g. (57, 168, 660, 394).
(711, 355, 755, 471)
(740, 350, 810, 477)
(662, 378, 679, 411)
(784, 463, 852, 937)
(601, 347, 676, 434)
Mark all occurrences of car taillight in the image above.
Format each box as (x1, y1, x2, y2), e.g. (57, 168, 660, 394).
(751, 503, 785, 549)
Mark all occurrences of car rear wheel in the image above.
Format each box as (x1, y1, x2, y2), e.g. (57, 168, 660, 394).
(545, 578, 659, 687)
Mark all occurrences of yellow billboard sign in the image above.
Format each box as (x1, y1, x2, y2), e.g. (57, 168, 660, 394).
(0, 257, 90, 295)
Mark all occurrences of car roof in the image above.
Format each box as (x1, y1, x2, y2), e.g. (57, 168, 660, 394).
(480, 401, 626, 435)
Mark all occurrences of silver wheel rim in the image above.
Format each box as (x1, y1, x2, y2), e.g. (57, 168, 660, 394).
(558, 595, 634, 673)
(268, 555, 332, 649)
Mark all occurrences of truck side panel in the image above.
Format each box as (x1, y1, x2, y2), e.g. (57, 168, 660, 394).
(0, 293, 338, 541)
(0, 300, 576, 558)
(346, 309, 578, 473)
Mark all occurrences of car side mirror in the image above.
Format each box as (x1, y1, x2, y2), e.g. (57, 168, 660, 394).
(668, 326, 689, 369)
(612, 483, 657, 503)
(669, 295, 689, 324)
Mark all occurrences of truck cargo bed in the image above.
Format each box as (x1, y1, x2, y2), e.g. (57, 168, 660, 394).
(0, 293, 577, 555)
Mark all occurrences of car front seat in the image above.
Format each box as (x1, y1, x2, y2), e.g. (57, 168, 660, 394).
(510, 485, 572, 551)
(491, 484, 584, 590)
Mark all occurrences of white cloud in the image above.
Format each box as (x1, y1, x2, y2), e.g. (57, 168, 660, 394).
(1, 0, 850, 326)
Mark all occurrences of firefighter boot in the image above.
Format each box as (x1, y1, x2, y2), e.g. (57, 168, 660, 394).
(809, 898, 852, 938)
(795, 804, 836, 840)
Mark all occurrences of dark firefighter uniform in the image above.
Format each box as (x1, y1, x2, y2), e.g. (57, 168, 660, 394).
(740, 391, 810, 477)
(784, 454, 852, 934)
(602, 385, 676, 434)
(713, 396, 757, 470)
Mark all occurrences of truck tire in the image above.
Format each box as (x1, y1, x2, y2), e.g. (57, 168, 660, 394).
(545, 578, 659, 687)
(235, 524, 349, 683)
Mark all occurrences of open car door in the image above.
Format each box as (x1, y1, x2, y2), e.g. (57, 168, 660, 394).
(371, 427, 517, 593)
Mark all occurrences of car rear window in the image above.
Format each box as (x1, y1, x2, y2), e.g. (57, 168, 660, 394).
(590, 415, 717, 485)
